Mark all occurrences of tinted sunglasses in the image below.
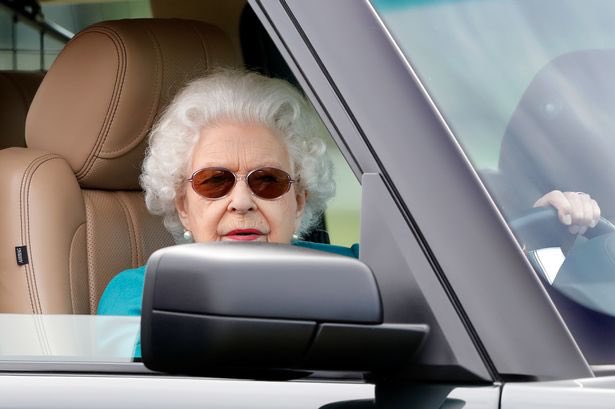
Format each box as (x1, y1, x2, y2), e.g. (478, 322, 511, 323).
(188, 167, 296, 200)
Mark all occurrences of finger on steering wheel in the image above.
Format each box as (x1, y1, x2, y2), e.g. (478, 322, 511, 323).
(591, 198, 601, 228)
(563, 192, 598, 235)
(563, 191, 583, 228)
(579, 194, 594, 235)
(534, 190, 573, 226)
(578, 197, 601, 234)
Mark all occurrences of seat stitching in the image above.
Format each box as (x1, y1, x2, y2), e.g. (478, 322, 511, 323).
(75, 27, 127, 181)
(115, 193, 139, 267)
(18, 155, 35, 313)
(75, 27, 125, 179)
(99, 23, 162, 157)
(25, 159, 48, 314)
(20, 154, 53, 313)
(189, 21, 211, 69)
(25, 156, 62, 315)
(20, 154, 61, 314)
(68, 223, 87, 314)
(83, 192, 97, 314)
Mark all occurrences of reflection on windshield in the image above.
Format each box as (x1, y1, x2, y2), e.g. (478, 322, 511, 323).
(372, 0, 615, 363)
(497, 49, 615, 221)
(532, 248, 565, 284)
(0, 314, 138, 362)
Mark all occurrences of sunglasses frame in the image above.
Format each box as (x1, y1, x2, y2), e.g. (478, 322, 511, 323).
(187, 166, 296, 201)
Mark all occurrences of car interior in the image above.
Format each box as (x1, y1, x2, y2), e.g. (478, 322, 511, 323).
(0, 0, 343, 315)
(0, 17, 240, 313)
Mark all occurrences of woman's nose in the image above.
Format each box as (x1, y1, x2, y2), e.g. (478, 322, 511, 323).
(227, 179, 255, 213)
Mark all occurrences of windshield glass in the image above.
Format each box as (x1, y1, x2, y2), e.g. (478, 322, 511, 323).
(372, 0, 615, 364)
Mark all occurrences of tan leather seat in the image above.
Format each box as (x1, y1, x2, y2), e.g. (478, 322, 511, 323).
(0, 19, 238, 314)
(0, 71, 44, 149)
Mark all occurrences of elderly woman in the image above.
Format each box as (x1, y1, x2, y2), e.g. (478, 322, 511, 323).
(98, 69, 354, 317)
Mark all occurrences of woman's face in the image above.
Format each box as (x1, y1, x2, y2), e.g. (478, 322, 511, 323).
(175, 122, 306, 244)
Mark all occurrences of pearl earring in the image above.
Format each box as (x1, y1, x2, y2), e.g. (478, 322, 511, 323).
(183, 230, 193, 242)
(292, 234, 299, 241)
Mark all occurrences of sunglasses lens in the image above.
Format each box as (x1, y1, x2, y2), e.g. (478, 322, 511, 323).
(247, 167, 292, 199)
(191, 168, 235, 198)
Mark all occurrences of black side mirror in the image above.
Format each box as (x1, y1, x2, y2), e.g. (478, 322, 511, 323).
(141, 243, 428, 379)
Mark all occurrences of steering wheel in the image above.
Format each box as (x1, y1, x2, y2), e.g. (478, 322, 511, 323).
(509, 207, 615, 251)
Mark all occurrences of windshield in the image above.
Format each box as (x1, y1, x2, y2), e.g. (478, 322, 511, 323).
(372, 0, 615, 364)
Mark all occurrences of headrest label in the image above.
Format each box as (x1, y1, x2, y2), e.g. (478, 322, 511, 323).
(15, 246, 29, 266)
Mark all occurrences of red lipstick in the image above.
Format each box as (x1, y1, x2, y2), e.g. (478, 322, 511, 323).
(224, 229, 264, 241)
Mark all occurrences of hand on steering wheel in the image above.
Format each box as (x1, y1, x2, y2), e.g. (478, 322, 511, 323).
(533, 190, 601, 236)
(510, 208, 615, 251)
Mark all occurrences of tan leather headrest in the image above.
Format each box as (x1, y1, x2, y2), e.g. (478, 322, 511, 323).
(26, 19, 238, 190)
(0, 71, 44, 150)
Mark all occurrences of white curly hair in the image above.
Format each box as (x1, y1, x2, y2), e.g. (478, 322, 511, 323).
(141, 69, 335, 242)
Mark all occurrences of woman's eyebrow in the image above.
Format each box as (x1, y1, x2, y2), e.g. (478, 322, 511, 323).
(194, 161, 286, 170)
(255, 161, 285, 168)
